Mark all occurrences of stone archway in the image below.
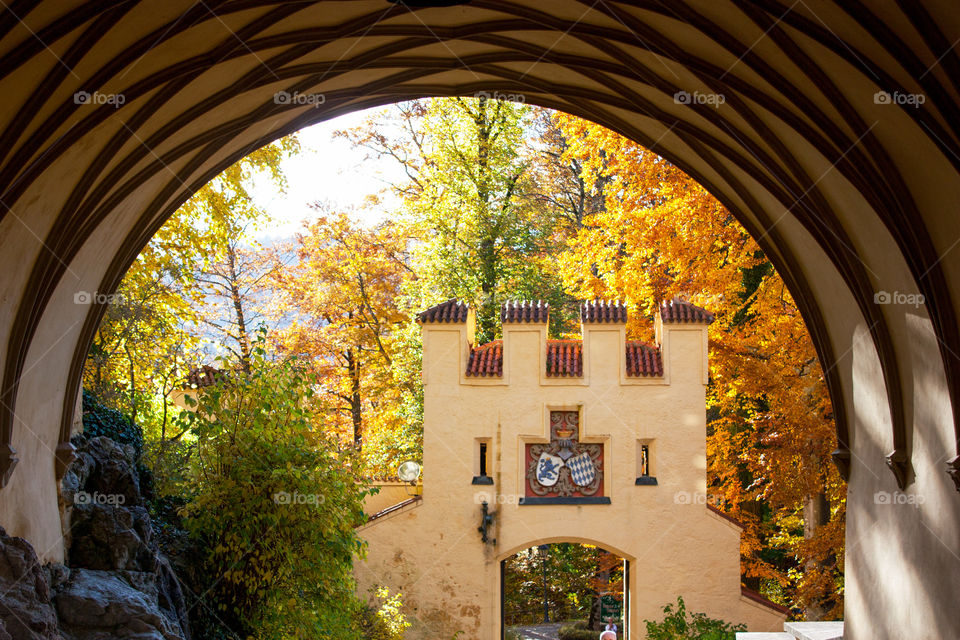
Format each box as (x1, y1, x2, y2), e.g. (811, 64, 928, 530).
(499, 540, 631, 640)
(0, 3, 958, 638)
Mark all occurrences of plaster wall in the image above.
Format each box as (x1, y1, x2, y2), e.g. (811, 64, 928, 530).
(355, 313, 785, 639)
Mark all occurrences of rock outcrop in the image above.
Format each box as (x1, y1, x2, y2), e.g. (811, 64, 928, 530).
(0, 435, 191, 640)
(0, 527, 62, 640)
(55, 569, 184, 640)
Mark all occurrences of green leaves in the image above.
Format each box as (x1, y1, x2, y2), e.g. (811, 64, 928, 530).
(644, 596, 745, 640)
(179, 333, 369, 638)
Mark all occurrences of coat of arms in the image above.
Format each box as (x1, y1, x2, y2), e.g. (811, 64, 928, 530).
(526, 411, 603, 497)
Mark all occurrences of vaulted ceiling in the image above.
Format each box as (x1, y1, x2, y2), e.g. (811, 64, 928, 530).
(1, 1, 959, 557)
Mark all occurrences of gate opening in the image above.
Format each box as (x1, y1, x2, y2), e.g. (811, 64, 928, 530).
(501, 543, 627, 640)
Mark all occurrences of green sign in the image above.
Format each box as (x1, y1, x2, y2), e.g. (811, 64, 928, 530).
(599, 594, 622, 621)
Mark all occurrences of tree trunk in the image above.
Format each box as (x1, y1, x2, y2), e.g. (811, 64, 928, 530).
(802, 491, 831, 620)
(346, 348, 363, 450)
(124, 343, 136, 427)
(474, 101, 498, 343)
(226, 246, 251, 372)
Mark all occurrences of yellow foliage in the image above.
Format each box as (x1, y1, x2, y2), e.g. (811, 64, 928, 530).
(554, 111, 845, 616)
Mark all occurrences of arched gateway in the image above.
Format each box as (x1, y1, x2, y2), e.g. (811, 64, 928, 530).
(357, 300, 788, 638)
(0, 3, 958, 638)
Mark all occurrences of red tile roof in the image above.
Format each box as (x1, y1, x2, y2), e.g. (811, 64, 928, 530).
(185, 365, 224, 388)
(546, 340, 582, 377)
(418, 299, 469, 323)
(625, 341, 663, 376)
(466, 340, 503, 377)
(502, 300, 549, 323)
(465, 339, 664, 378)
(580, 300, 628, 323)
(659, 299, 714, 324)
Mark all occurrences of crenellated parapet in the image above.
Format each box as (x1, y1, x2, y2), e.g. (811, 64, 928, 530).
(418, 298, 712, 386)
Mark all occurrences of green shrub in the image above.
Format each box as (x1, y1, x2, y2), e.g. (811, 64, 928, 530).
(559, 620, 598, 640)
(80, 389, 144, 455)
(356, 587, 410, 640)
(644, 596, 746, 640)
(178, 339, 370, 638)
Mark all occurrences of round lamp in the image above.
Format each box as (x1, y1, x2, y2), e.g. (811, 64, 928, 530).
(397, 460, 421, 484)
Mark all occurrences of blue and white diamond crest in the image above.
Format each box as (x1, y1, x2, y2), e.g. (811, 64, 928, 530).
(567, 452, 596, 487)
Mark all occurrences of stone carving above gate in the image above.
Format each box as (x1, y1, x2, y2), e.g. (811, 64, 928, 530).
(525, 411, 604, 501)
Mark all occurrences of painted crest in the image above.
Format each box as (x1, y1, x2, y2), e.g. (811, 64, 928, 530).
(567, 452, 596, 487)
(536, 452, 564, 487)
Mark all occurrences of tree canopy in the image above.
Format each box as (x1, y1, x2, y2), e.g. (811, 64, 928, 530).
(84, 98, 846, 638)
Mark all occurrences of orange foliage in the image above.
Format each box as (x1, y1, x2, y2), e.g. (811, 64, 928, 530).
(553, 112, 845, 617)
(271, 211, 415, 471)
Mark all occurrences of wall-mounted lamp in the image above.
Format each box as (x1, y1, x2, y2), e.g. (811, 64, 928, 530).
(397, 460, 422, 496)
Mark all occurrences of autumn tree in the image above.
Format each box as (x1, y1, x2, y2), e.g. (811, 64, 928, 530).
(553, 112, 844, 618)
(83, 135, 299, 480)
(339, 98, 570, 342)
(272, 210, 417, 470)
(527, 108, 609, 234)
(183, 137, 300, 370)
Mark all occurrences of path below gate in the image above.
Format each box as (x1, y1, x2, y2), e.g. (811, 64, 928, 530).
(508, 622, 563, 639)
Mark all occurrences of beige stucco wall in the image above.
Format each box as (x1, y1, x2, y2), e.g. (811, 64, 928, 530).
(363, 482, 419, 516)
(355, 313, 785, 639)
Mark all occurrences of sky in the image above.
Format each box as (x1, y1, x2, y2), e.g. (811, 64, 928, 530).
(248, 105, 407, 243)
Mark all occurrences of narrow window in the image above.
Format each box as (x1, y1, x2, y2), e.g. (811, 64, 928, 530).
(636, 438, 657, 485)
(473, 438, 493, 484)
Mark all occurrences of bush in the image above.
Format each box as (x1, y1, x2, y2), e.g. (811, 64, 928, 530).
(644, 596, 746, 640)
(355, 587, 410, 640)
(178, 340, 371, 638)
(81, 389, 144, 456)
(559, 620, 598, 640)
